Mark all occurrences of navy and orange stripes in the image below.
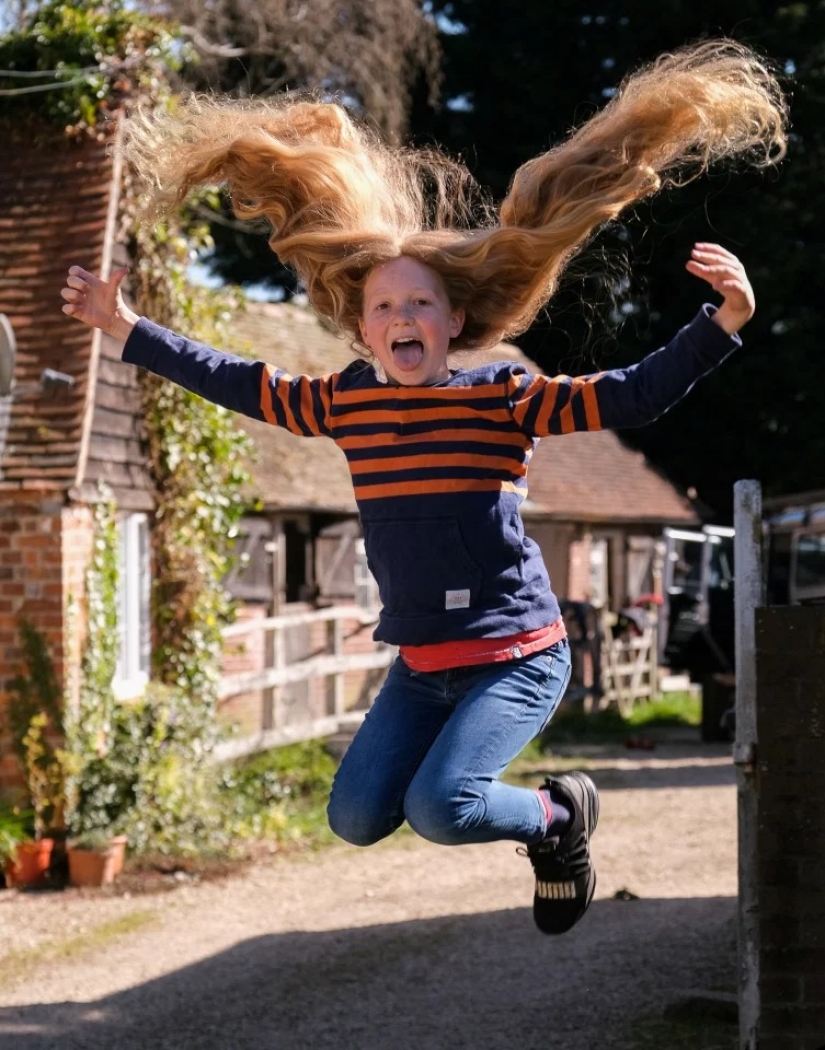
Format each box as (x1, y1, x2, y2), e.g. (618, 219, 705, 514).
(259, 365, 334, 437)
(507, 371, 604, 435)
(255, 361, 615, 502)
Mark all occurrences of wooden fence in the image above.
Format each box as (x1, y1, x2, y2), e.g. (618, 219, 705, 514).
(215, 604, 395, 762)
(598, 620, 658, 717)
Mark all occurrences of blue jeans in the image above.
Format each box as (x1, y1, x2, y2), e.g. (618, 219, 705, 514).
(327, 639, 571, 848)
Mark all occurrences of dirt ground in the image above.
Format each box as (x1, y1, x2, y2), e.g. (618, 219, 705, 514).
(0, 735, 739, 1050)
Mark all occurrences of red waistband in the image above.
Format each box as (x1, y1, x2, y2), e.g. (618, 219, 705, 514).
(400, 619, 567, 672)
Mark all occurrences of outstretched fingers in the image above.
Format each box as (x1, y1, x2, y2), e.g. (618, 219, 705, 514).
(60, 267, 92, 316)
(685, 242, 755, 334)
(59, 265, 130, 333)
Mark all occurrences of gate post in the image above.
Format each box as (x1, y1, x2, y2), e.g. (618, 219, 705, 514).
(734, 480, 765, 1050)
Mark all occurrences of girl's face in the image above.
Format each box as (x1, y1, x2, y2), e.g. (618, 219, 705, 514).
(358, 256, 465, 386)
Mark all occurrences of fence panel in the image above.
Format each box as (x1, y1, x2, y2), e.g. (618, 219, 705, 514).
(216, 605, 395, 761)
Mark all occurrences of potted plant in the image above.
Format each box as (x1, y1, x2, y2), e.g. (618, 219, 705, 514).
(66, 828, 127, 887)
(0, 805, 34, 888)
(6, 623, 70, 886)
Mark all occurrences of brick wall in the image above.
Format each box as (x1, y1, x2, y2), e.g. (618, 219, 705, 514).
(0, 493, 63, 792)
(755, 605, 825, 1050)
(0, 493, 94, 794)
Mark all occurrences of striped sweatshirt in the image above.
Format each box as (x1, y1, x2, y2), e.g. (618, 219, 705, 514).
(123, 304, 739, 646)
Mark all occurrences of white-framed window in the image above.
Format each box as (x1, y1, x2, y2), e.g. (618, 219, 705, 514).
(588, 537, 609, 609)
(114, 513, 151, 699)
(353, 538, 380, 612)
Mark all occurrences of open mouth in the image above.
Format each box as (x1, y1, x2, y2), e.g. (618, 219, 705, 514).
(391, 337, 424, 371)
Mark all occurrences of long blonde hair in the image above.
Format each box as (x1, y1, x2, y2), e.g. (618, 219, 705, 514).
(123, 39, 788, 351)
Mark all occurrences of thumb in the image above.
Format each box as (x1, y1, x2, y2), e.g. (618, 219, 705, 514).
(109, 265, 130, 293)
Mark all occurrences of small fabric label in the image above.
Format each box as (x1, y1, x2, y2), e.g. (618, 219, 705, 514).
(445, 589, 471, 610)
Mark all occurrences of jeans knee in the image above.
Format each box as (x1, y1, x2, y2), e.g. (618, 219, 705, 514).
(404, 787, 478, 846)
(327, 797, 392, 847)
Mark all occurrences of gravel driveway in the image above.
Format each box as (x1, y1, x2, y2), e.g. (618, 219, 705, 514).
(0, 738, 738, 1050)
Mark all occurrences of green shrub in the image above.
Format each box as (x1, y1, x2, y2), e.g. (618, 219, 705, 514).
(77, 682, 231, 857)
(217, 741, 337, 845)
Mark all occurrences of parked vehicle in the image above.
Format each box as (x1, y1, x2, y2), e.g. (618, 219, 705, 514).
(661, 489, 825, 681)
(763, 489, 825, 607)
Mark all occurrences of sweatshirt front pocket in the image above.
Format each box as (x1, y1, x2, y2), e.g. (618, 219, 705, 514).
(363, 518, 483, 617)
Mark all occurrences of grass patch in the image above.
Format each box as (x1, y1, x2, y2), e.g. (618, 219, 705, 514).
(0, 909, 158, 990)
(540, 691, 701, 745)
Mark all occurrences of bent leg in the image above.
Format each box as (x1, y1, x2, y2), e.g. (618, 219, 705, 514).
(404, 642, 571, 845)
(327, 656, 452, 846)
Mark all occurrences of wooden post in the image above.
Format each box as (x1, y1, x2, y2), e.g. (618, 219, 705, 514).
(733, 480, 764, 1050)
(326, 616, 345, 718)
(264, 522, 285, 733)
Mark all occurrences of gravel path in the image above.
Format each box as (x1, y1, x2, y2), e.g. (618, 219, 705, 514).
(0, 739, 738, 1050)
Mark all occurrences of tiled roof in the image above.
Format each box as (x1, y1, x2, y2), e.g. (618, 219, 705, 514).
(0, 117, 117, 490)
(230, 301, 698, 525)
(523, 428, 698, 524)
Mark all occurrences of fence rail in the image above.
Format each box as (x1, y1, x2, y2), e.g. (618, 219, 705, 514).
(215, 604, 395, 762)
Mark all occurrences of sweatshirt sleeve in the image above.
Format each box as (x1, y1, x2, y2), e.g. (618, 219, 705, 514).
(507, 306, 741, 436)
(122, 318, 335, 437)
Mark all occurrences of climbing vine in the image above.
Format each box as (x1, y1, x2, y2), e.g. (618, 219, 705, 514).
(122, 182, 254, 710)
(63, 486, 119, 837)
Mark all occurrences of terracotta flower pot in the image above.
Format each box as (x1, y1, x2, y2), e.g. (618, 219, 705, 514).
(4, 838, 54, 888)
(67, 836, 127, 887)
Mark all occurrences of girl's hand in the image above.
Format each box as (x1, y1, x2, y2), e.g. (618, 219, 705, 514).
(60, 265, 139, 342)
(685, 243, 755, 335)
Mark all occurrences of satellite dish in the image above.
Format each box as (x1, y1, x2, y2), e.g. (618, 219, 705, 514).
(0, 313, 15, 398)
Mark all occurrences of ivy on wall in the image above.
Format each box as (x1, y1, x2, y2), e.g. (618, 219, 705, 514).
(124, 189, 254, 712)
(66, 487, 238, 852)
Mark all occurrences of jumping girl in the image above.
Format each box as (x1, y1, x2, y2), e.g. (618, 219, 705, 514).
(61, 39, 787, 935)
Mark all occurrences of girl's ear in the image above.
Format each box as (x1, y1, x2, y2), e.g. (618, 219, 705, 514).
(358, 318, 369, 346)
(450, 309, 465, 338)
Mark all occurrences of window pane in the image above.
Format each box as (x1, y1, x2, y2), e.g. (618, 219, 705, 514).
(795, 532, 825, 590)
(114, 513, 151, 696)
(138, 516, 151, 675)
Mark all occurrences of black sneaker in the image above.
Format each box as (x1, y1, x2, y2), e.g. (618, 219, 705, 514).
(522, 771, 599, 935)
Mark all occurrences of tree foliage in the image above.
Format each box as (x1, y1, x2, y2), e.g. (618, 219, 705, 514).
(147, 0, 440, 140)
(3, 0, 442, 288)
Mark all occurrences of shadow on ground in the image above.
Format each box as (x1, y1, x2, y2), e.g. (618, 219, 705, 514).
(0, 896, 737, 1050)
